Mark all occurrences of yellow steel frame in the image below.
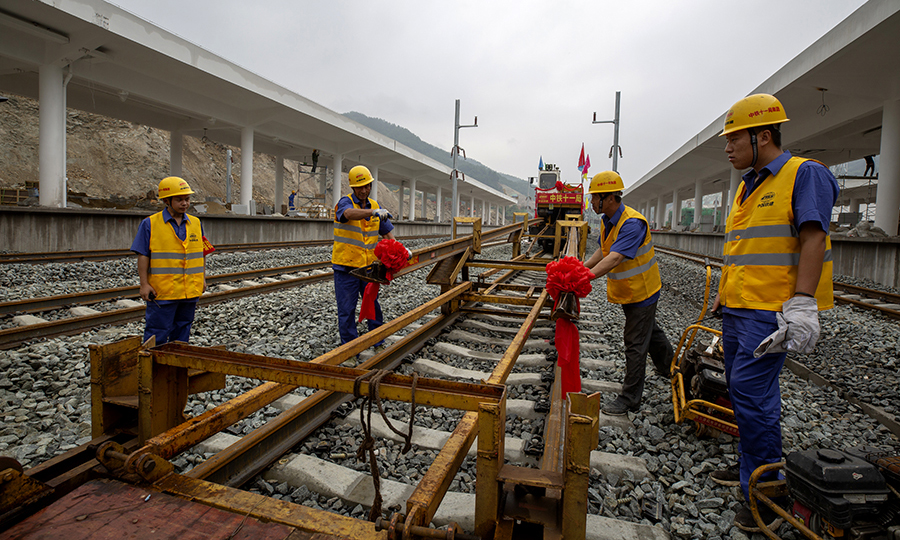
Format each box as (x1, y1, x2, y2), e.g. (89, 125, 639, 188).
(669, 263, 737, 435)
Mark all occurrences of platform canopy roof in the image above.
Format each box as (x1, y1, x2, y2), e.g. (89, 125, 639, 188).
(0, 0, 514, 206)
(624, 0, 900, 208)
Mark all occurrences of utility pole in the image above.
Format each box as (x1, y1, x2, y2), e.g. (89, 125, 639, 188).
(592, 91, 622, 173)
(451, 99, 477, 219)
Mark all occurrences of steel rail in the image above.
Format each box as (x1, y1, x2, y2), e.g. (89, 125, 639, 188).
(132, 282, 475, 461)
(405, 289, 551, 529)
(0, 234, 449, 264)
(0, 271, 333, 350)
(0, 261, 332, 316)
(187, 312, 462, 487)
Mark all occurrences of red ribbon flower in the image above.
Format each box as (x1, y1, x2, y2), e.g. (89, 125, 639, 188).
(359, 239, 411, 322)
(545, 256, 594, 397)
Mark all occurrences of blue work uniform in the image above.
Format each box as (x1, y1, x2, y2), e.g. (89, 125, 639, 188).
(721, 150, 839, 501)
(130, 208, 204, 344)
(333, 193, 394, 346)
(600, 205, 672, 407)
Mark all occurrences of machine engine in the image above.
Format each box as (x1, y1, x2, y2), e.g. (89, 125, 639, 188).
(786, 447, 900, 539)
(529, 163, 584, 253)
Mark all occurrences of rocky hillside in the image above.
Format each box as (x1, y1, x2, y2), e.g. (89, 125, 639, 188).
(0, 93, 405, 214)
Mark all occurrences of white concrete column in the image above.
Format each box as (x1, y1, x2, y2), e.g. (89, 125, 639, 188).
(693, 179, 703, 227)
(656, 192, 665, 229)
(470, 194, 476, 217)
(170, 130, 183, 177)
(673, 190, 683, 227)
(399, 181, 407, 221)
(720, 183, 729, 227)
(39, 64, 65, 208)
(331, 154, 343, 210)
(849, 198, 861, 214)
(434, 185, 444, 223)
(727, 167, 742, 218)
(240, 126, 254, 208)
(876, 98, 900, 234)
(501, 206, 505, 225)
(275, 155, 284, 213)
(481, 199, 486, 223)
(409, 177, 418, 221)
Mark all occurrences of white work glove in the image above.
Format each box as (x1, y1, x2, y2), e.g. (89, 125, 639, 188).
(754, 296, 820, 357)
(406, 247, 413, 260)
(373, 208, 392, 220)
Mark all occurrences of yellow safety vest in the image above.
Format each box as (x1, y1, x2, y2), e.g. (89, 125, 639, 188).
(601, 206, 661, 304)
(720, 156, 833, 311)
(147, 212, 205, 300)
(332, 195, 382, 268)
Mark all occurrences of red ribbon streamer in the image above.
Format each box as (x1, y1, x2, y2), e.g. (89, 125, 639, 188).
(358, 239, 411, 322)
(545, 257, 594, 398)
(555, 318, 582, 395)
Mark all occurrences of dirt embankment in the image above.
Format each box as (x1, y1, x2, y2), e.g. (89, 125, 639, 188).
(0, 93, 405, 213)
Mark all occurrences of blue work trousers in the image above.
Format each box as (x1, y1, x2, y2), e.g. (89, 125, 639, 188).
(334, 269, 383, 346)
(722, 313, 786, 501)
(144, 299, 198, 344)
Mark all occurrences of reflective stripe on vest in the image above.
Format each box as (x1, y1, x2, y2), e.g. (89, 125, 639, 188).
(332, 195, 382, 268)
(601, 206, 661, 304)
(147, 212, 205, 300)
(720, 156, 834, 311)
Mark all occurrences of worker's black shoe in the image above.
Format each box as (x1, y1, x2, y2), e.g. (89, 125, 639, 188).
(601, 399, 638, 416)
(734, 503, 783, 532)
(709, 467, 741, 487)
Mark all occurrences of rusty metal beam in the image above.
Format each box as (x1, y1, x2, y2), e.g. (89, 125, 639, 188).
(186, 312, 460, 487)
(466, 260, 549, 272)
(152, 345, 503, 411)
(129, 282, 475, 469)
(155, 473, 387, 540)
(460, 293, 538, 307)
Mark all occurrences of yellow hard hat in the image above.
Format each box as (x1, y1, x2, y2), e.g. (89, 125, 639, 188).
(158, 176, 194, 199)
(720, 93, 790, 137)
(348, 165, 374, 188)
(588, 171, 624, 194)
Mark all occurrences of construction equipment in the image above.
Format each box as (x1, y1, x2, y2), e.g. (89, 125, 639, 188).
(527, 162, 585, 257)
(746, 446, 900, 540)
(670, 259, 738, 437)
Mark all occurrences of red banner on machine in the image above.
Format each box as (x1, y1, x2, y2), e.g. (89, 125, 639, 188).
(535, 192, 583, 205)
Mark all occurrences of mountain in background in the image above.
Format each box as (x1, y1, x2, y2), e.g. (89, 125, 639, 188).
(344, 111, 533, 199)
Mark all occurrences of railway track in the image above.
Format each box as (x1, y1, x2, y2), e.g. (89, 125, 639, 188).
(0, 235, 448, 264)
(4, 221, 898, 539)
(653, 245, 900, 318)
(138, 256, 661, 538)
(0, 261, 334, 349)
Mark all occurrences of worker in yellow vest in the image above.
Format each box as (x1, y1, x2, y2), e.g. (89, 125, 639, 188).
(332, 165, 398, 346)
(130, 176, 207, 344)
(582, 171, 673, 416)
(709, 94, 839, 533)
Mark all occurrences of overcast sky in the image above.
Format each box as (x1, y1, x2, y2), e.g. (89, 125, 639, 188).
(109, 0, 867, 188)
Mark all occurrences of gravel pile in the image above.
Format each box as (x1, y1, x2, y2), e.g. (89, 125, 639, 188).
(1, 243, 898, 540)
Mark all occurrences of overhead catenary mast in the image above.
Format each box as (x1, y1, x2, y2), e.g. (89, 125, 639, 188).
(450, 99, 477, 219)
(592, 91, 622, 173)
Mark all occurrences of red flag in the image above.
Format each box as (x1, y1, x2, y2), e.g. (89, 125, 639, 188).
(202, 235, 215, 256)
(582, 154, 591, 178)
(577, 144, 585, 172)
